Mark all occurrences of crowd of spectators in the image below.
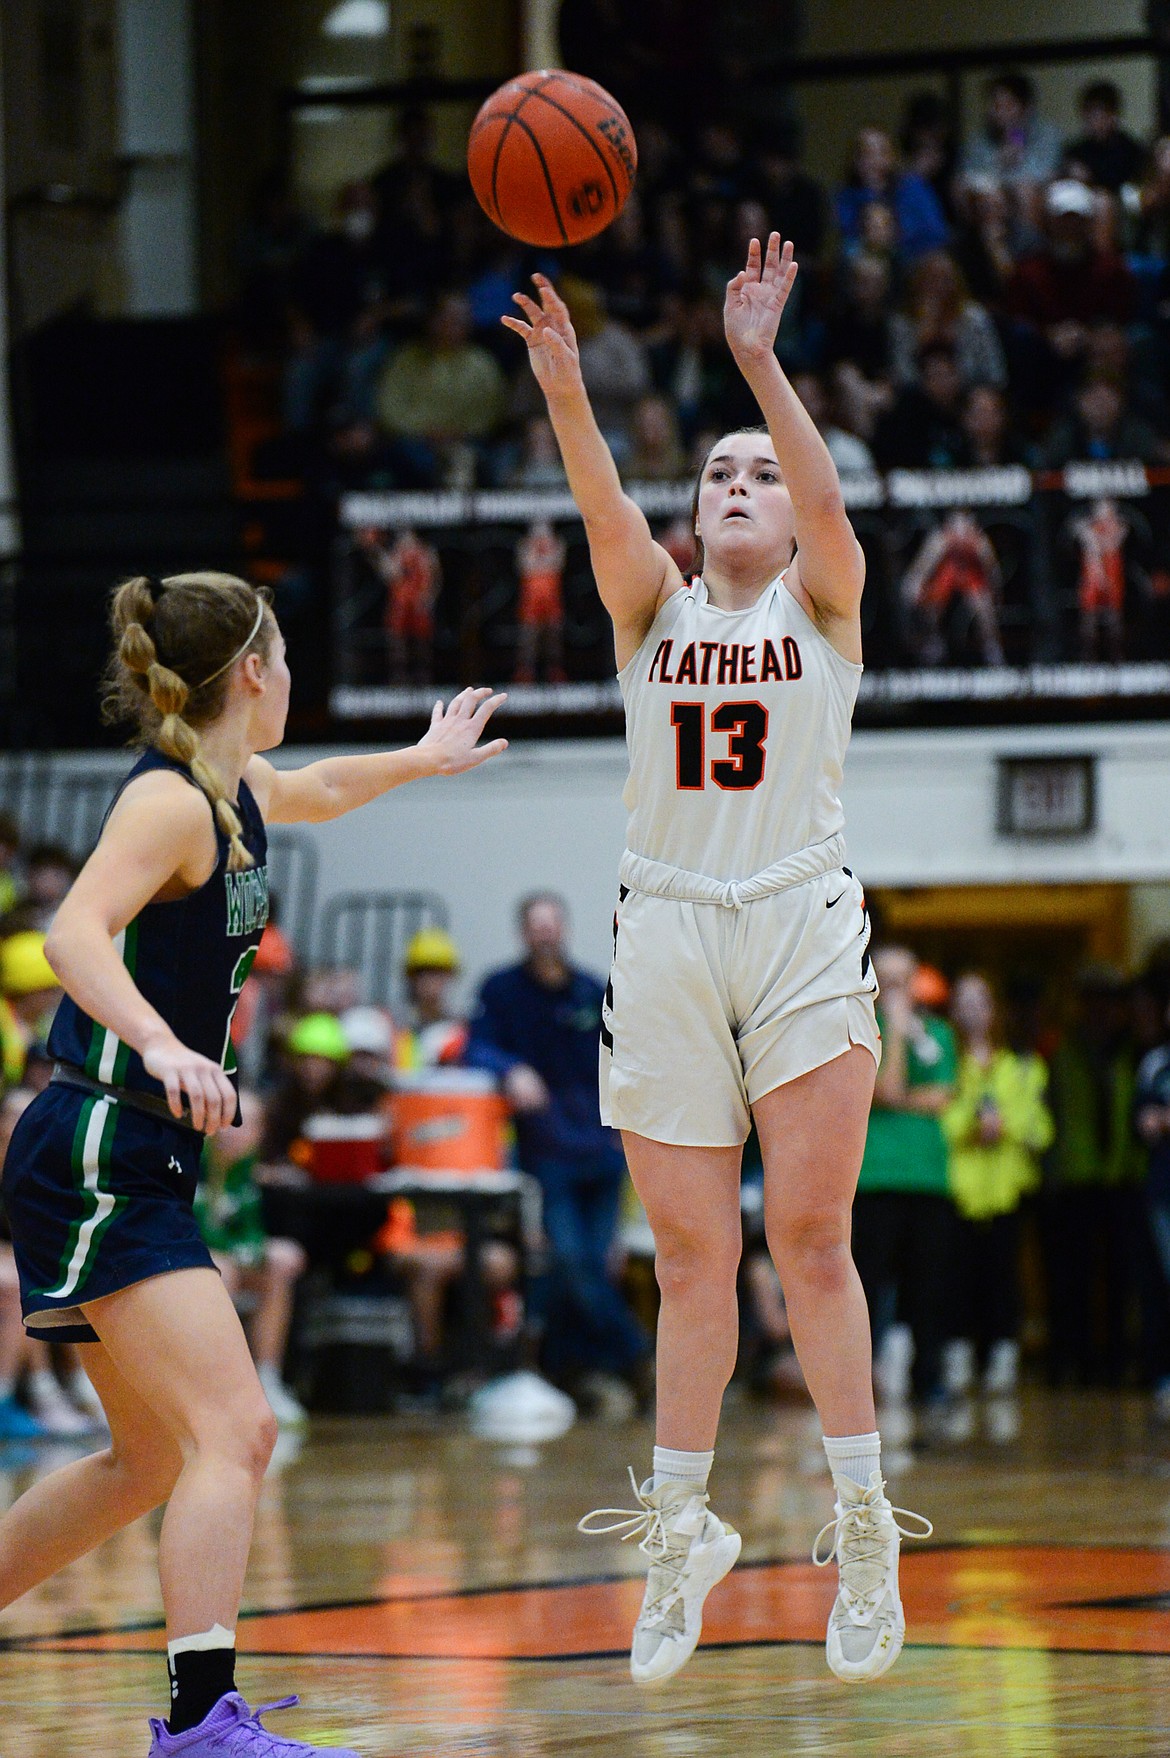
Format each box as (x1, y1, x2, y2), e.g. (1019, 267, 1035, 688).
(6, 799, 1170, 1439)
(235, 75, 1170, 678)
(0, 811, 652, 1432)
(848, 938, 1170, 1441)
(240, 77, 1170, 499)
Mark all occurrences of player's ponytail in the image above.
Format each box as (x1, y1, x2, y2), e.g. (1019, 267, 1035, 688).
(104, 572, 273, 872)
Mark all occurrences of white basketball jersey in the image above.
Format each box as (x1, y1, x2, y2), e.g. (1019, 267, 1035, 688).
(617, 573, 861, 882)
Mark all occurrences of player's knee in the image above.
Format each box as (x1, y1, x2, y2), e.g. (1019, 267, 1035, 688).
(770, 1208, 851, 1296)
(247, 1400, 280, 1476)
(202, 1390, 278, 1481)
(653, 1219, 738, 1300)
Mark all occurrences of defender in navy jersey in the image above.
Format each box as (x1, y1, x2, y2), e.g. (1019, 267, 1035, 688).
(0, 569, 505, 1757)
(10, 747, 269, 1342)
(507, 238, 929, 1693)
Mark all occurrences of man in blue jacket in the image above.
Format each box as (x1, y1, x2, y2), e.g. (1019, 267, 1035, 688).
(472, 892, 649, 1407)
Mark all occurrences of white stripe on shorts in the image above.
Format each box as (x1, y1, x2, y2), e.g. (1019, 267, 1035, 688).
(41, 1097, 116, 1302)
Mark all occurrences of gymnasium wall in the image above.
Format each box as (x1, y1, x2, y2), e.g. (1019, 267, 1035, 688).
(13, 724, 1170, 1003)
(270, 724, 1170, 992)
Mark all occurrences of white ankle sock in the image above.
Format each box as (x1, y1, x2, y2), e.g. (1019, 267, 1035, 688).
(823, 1430, 881, 1497)
(166, 1623, 236, 1664)
(652, 1446, 714, 1491)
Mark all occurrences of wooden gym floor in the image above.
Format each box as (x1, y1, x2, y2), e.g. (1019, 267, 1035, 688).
(1, 1389, 1169, 1756)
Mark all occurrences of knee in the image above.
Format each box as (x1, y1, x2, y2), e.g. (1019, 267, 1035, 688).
(245, 1399, 281, 1477)
(653, 1220, 740, 1303)
(769, 1208, 853, 1299)
(481, 1240, 519, 1290)
(265, 1237, 307, 1285)
(196, 1391, 278, 1484)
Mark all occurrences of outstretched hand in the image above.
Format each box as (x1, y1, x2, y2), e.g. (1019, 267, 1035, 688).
(501, 274, 583, 400)
(724, 232, 798, 368)
(419, 686, 508, 775)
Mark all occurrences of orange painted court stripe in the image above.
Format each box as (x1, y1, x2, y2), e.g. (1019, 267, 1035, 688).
(27, 1547, 1170, 1659)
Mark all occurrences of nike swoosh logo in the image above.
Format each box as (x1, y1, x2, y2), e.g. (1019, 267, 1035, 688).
(826, 893, 846, 908)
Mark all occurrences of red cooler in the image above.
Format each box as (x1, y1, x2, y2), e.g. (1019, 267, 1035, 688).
(304, 1112, 386, 1183)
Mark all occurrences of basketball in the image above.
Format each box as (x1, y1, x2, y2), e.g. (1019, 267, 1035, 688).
(467, 69, 637, 249)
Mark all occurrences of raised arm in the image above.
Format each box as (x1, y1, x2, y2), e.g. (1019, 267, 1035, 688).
(503, 275, 682, 669)
(246, 686, 506, 825)
(724, 234, 865, 660)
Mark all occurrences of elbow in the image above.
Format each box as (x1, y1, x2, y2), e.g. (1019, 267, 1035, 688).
(43, 915, 82, 985)
(42, 924, 65, 977)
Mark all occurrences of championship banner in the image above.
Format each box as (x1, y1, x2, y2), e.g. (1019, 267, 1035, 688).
(329, 464, 1170, 728)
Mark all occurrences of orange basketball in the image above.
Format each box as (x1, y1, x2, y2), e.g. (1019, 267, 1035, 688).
(467, 69, 637, 249)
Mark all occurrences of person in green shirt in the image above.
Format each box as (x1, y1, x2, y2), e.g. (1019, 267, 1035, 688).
(853, 946, 957, 1403)
(375, 292, 507, 487)
(941, 972, 1053, 1396)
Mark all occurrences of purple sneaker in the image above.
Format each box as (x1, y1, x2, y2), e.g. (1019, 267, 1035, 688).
(147, 1693, 363, 1756)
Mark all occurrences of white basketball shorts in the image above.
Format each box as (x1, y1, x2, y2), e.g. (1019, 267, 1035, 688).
(599, 863, 880, 1147)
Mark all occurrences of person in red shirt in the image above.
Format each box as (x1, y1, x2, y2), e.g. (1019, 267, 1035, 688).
(514, 521, 567, 683)
(359, 526, 441, 683)
(1070, 496, 1128, 660)
(903, 511, 1004, 666)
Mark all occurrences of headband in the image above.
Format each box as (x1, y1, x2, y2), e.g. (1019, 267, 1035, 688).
(196, 600, 266, 689)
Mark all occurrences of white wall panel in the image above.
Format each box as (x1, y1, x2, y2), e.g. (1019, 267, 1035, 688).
(11, 721, 1170, 1000)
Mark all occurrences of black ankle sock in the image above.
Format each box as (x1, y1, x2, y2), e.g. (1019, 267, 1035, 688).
(167, 1645, 237, 1735)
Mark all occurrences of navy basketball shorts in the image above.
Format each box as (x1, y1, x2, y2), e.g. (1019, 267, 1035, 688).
(3, 1084, 214, 1343)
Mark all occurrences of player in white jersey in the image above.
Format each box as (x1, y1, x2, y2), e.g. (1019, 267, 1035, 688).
(505, 233, 930, 1687)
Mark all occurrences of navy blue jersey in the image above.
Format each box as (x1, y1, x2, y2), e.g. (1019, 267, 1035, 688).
(48, 749, 268, 1096)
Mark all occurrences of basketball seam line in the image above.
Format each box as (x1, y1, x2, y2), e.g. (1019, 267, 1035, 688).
(489, 72, 567, 245)
(525, 85, 623, 207)
(506, 110, 570, 246)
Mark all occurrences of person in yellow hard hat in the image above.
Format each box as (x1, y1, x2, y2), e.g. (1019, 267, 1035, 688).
(395, 928, 547, 1115)
(0, 932, 63, 1088)
(395, 928, 467, 1070)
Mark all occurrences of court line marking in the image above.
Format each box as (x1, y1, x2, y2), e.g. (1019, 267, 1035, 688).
(7, 1535, 1170, 1649)
(9, 1540, 1170, 1661)
(13, 1631, 1166, 1659)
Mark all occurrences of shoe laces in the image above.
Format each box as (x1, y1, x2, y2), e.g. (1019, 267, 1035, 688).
(812, 1477, 932, 1622)
(206, 1695, 302, 1753)
(578, 1466, 702, 1622)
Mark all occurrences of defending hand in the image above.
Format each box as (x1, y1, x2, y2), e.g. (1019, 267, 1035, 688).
(418, 687, 508, 775)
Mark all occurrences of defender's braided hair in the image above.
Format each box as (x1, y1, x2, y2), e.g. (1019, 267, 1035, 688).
(103, 572, 273, 872)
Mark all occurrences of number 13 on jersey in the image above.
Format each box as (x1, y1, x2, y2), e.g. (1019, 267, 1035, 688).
(671, 701, 770, 791)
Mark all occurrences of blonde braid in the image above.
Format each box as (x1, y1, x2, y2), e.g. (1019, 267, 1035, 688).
(113, 577, 255, 871)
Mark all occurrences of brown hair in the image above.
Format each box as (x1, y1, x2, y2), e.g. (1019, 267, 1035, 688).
(102, 572, 273, 871)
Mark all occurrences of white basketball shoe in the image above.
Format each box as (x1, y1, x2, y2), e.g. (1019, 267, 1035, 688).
(579, 1469, 741, 1684)
(813, 1470, 932, 1683)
